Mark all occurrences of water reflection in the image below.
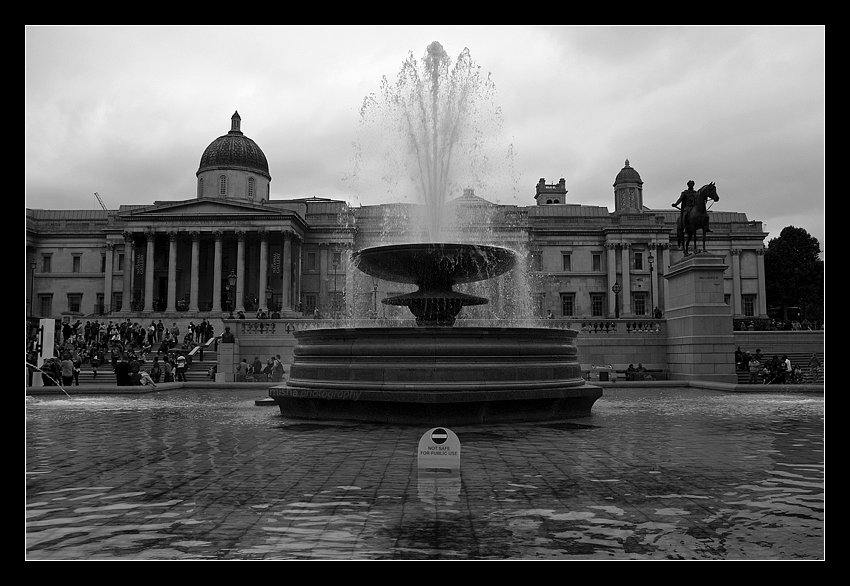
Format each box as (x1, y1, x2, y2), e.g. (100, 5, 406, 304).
(26, 388, 823, 560)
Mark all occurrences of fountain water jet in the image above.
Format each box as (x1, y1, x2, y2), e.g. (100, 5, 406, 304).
(269, 42, 600, 424)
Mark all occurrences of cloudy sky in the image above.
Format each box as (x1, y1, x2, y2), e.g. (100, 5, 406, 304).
(25, 25, 824, 253)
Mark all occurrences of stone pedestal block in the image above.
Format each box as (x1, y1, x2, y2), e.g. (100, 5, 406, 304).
(664, 253, 737, 383)
(218, 342, 235, 383)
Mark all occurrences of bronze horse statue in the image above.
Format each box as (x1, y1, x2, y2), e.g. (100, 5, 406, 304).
(677, 182, 719, 255)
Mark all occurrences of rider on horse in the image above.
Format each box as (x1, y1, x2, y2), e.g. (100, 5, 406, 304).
(672, 180, 711, 235)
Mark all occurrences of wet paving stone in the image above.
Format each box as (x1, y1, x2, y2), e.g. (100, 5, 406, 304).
(26, 388, 824, 560)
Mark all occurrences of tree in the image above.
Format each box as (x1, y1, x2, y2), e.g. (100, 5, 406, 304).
(763, 226, 824, 323)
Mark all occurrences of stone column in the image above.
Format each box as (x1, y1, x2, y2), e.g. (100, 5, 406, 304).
(731, 249, 742, 317)
(259, 230, 269, 312)
(104, 243, 114, 313)
(605, 243, 617, 316)
(756, 248, 767, 317)
(293, 235, 302, 312)
(236, 230, 246, 313)
(144, 229, 155, 312)
(620, 243, 631, 316)
(167, 232, 178, 312)
(190, 231, 200, 312)
(121, 232, 133, 313)
(212, 231, 223, 313)
(282, 231, 292, 311)
(664, 253, 736, 383)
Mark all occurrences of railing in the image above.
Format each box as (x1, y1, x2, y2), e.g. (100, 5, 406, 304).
(228, 317, 665, 335)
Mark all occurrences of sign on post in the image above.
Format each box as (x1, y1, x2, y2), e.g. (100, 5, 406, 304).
(417, 427, 461, 473)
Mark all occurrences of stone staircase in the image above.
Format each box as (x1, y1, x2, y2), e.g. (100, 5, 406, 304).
(735, 351, 824, 385)
(72, 350, 220, 386)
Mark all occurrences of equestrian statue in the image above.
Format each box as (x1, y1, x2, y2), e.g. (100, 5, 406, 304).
(672, 180, 719, 256)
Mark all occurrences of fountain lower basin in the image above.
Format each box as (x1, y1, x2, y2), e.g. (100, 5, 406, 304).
(270, 326, 601, 425)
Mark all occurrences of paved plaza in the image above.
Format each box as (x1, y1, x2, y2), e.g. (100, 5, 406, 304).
(26, 387, 824, 560)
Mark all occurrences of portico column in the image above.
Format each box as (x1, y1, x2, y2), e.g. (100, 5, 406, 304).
(756, 248, 767, 317)
(731, 249, 742, 317)
(104, 243, 114, 313)
(212, 231, 223, 313)
(190, 231, 200, 312)
(620, 243, 632, 316)
(144, 229, 155, 312)
(167, 232, 178, 311)
(236, 230, 246, 313)
(606, 243, 617, 316)
(293, 235, 302, 311)
(121, 232, 133, 312)
(282, 231, 292, 311)
(259, 230, 269, 312)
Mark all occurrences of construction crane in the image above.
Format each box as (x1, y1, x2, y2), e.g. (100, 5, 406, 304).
(94, 192, 107, 211)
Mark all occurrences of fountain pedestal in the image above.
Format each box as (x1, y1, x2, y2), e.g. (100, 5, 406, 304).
(270, 326, 601, 425)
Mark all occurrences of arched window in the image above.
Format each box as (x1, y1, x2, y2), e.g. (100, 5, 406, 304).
(219, 175, 227, 197)
(248, 177, 255, 199)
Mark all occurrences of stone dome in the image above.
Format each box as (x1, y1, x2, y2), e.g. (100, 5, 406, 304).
(613, 159, 643, 186)
(197, 111, 270, 179)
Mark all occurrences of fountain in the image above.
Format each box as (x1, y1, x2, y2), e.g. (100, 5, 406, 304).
(268, 42, 601, 424)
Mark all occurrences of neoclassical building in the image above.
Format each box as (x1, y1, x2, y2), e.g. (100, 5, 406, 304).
(26, 113, 769, 326)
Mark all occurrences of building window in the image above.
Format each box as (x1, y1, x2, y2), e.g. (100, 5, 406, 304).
(591, 293, 605, 317)
(113, 292, 123, 312)
(332, 251, 342, 269)
(38, 294, 52, 317)
(724, 294, 731, 305)
(100, 254, 106, 273)
(562, 253, 571, 272)
(305, 294, 317, 313)
(219, 175, 227, 196)
(634, 293, 648, 316)
(248, 177, 255, 199)
(96, 294, 104, 315)
(560, 293, 575, 317)
(72, 255, 81, 273)
(634, 251, 644, 271)
(68, 294, 82, 313)
(742, 295, 755, 317)
(592, 253, 602, 272)
(118, 253, 125, 271)
(531, 252, 542, 272)
(306, 252, 317, 271)
(534, 293, 545, 317)
(42, 255, 51, 273)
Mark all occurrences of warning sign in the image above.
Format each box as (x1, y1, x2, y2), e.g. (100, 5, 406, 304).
(417, 427, 461, 473)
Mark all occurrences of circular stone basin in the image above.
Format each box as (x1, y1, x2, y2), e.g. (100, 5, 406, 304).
(351, 243, 517, 287)
(351, 243, 518, 326)
(269, 326, 601, 425)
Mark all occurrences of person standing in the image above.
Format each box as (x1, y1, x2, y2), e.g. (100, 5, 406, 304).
(176, 354, 187, 382)
(807, 353, 822, 383)
(252, 356, 263, 380)
(60, 355, 74, 387)
(748, 354, 762, 384)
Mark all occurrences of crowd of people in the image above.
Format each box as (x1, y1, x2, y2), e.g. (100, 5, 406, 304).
(234, 355, 286, 382)
(26, 318, 218, 388)
(735, 347, 822, 384)
(734, 319, 823, 332)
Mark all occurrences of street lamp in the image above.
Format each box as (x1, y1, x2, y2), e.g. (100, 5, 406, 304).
(372, 276, 379, 318)
(227, 270, 237, 318)
(612, 281, 622, 319)
(332, 259, 340, 319)
(30, 261, 37, 317)
(647, 252, 655, 317)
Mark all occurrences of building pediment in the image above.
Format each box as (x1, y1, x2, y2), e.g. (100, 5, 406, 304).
(120, 198, 297, 220)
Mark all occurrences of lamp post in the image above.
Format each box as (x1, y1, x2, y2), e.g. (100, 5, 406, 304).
(30, 261, 37, 317)
(372, 276, 379, 318)
(332, 259, 339, 319)
(227, 270, 237, 318)
(648, 252, 655, 317)
(612, 281, 621, 319)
